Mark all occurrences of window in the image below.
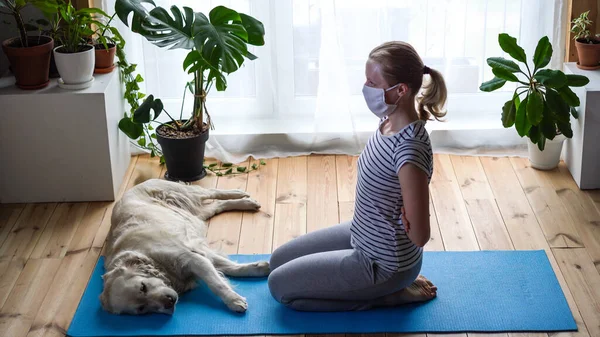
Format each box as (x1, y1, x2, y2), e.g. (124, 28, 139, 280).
(124, 0, 564, 135)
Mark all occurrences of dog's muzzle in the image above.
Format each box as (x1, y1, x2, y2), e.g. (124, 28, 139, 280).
(164, 294, 176, 310)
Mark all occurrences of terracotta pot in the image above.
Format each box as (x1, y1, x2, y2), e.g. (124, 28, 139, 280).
(575, 38, 600, 69)
(94, 43, 116, 71)
(1, 36, 54, 90)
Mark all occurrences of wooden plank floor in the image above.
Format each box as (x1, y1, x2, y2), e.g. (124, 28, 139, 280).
(1, 154, 599, 337)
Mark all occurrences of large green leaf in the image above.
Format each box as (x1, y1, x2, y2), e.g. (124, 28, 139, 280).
(239, 13, 265, 46)
(479, 77, 506, 92)
(557, 121, 573, 138)
(115, 0, 195, 49)
(498, 33, 527, 63)
(529, 125, 541, 144)
(540, 105, 557, 140)
(527, 91, 544, 126)
(545, 88, 570, 123)
(501, 99, 516, 128)
(501, 92, 520, 128)
(30, 0, 59, 18)
(114, 0, 156, 32)
(183, 49, 208, 72)
(193, 6, 252, 74)
(537, 135, 546, 151)
(534, 69, 567, 88)
(558, 86, 580, 107)
(566, 74, 590, 87)
(487, 57, 521, 73)
(183, 50, 227, 90)
(119, 117, 144, 139)
(533, 36, 552, 70)
(515, 95, 531, 137)
(145, 6, 195, 49)
(492, 68, 519, 82)
(571, 107, 579, 119)
(133, 94, 163, 123)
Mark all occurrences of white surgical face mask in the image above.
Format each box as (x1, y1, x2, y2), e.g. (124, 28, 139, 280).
(362, 83, 401, 119)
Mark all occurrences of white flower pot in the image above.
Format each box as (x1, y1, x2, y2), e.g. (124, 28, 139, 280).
(527, 134, 566, 170)
(53, 45, 95, 87)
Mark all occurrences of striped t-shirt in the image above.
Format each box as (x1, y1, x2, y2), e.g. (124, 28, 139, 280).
(350, 119, 433, 274)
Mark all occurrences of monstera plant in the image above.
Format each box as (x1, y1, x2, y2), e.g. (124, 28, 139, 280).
(480, 33, 590, 170)
(115, 0, 265, 181)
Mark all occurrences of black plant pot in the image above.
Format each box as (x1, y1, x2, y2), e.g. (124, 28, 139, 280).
(156, 122, 209, 182)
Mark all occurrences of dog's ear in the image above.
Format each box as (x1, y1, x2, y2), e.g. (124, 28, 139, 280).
(99, 291, 111, 311)
(114, 251, 151, 267)
(109, 250, 152, 270)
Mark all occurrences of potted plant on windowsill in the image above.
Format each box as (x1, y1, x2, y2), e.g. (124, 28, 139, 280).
(0, 0, 58, 89)
(480, 33, 590, 170)
(92, 12, 120, 73)
(52, 0, 109, 89)
(571, 10, 600, 70)
(38, 11, 65, 78)
(114, 0, 265, 181)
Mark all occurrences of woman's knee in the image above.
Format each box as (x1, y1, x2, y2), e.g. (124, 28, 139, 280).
(269, 245, 288, 271)
(267, 268, 289, 303)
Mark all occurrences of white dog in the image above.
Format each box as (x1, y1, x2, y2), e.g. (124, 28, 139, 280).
(99, 178, 270, 315)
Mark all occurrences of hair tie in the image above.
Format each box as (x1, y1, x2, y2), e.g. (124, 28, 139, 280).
(423, 65, 431, 75)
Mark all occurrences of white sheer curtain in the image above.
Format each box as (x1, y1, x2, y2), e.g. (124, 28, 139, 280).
(99, 0, 567, 163)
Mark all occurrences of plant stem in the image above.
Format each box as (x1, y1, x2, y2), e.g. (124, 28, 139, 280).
(517, 89, 528, 97)
(180, 82, 187, 121)
(162, 108, 180, 129)
(100, 13, 116, 37)
(524, 62, 533, 80)
(14, 8, 28, 47)
(194, 65, 204, 130)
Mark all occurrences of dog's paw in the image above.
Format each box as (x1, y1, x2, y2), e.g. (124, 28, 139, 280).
(253, 261, 271, 276)
(240, 198, 261, 211)
(231, 189, 251, 199)
(226, 296, 248, 313)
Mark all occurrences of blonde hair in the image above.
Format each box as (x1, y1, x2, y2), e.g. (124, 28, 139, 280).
(368, 41, 447, 121)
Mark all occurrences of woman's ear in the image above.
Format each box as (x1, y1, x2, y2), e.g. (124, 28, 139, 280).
(397, 83, 410, 98)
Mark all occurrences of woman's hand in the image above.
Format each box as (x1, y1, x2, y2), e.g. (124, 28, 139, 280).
(401, 206, 411, 233)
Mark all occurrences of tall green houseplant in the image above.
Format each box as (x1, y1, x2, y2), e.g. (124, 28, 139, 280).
(480, 33, 589, 152)
(1, 0, 58, 89)
(114, 0, 265, 181)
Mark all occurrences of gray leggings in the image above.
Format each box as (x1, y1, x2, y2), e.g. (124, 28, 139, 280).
(267, 222, 422, 311)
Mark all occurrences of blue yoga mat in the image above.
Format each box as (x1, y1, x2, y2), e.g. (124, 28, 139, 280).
(67, 250, 577, 336)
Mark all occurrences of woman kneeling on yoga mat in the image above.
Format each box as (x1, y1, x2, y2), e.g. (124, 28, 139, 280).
(267, 41, 445, 311)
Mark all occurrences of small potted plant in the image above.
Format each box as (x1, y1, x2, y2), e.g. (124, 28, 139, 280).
(92, 13, 120, 73)
(115, 0, 265, 181)
(0, 0, 58, 89)
(52, 0, 109, 89)
(480, 33, 590, 170)
(38, 11, 65, 78)
(571, 10, 600, 69)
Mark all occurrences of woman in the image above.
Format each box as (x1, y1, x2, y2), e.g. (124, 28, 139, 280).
(267, 41, 446, 311)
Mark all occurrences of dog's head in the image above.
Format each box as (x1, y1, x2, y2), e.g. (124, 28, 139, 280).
(100, 251, 179, 315)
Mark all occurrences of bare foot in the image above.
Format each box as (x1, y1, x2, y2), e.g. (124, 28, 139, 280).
(381, 275, 437, 307)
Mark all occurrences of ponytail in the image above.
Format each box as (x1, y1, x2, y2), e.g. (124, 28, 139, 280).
(416, 67, 447, 121)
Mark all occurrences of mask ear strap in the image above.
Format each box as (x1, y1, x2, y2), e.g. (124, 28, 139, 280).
(385, 83, 401, 92)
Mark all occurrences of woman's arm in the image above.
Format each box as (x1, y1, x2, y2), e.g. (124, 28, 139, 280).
(398, 163, 430, 247)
